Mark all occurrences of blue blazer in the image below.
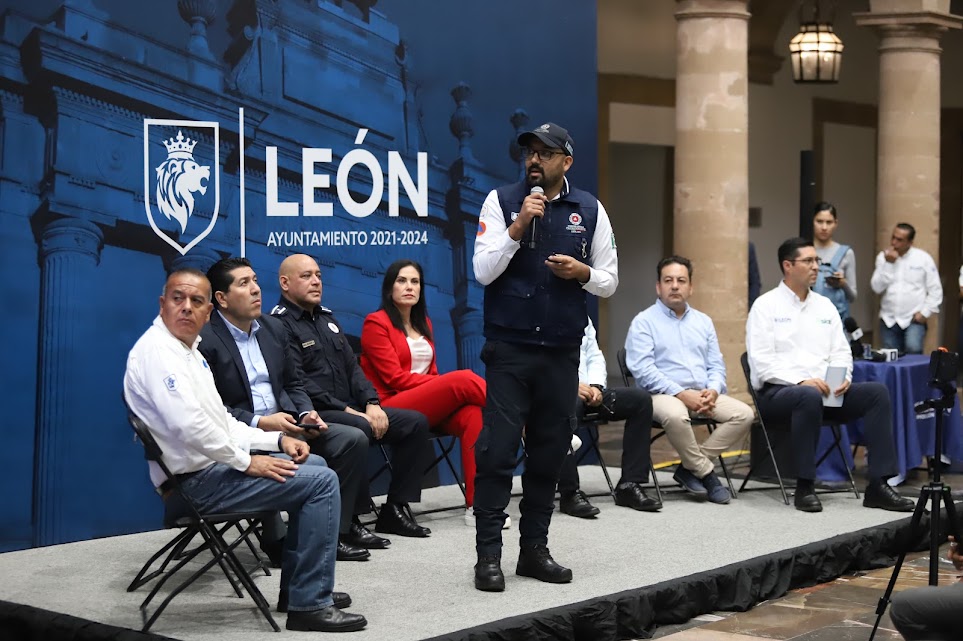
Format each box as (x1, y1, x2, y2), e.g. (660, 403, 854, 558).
(198, 311, 313, 426)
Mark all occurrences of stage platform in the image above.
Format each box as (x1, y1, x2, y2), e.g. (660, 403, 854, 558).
(0, 468, 928, 641)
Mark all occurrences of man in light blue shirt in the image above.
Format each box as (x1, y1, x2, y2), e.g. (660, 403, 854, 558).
(625, 256, 753, 504)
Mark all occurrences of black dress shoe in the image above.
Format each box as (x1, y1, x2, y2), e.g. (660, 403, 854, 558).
(863, 480, 915, 512)
(277, 590, 351, 613)
(374, 502, 431, 538)
(260, 537, 284, 568)
(337, 540, 371, 561)
(559, 490, 600, 519)
(794, 488, 823, 513)
(474, 554, 505, 592)
(343, 520, 391, 549)
(614, 483, 662, 512)
(285, 606, 367, 632)
(516, 544, 572, 584)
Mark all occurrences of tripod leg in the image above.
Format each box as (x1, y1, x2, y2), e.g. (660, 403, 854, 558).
(867, 488, 933, 641)
(929, 485, 944, 586)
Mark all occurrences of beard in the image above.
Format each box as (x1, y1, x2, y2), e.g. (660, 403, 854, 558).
(525, 163, 544, 189)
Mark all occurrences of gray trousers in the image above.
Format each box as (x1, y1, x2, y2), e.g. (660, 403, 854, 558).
(889, 581, 963, 640)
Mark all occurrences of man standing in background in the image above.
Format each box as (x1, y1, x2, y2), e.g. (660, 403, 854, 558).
(870, 223, 942, 354)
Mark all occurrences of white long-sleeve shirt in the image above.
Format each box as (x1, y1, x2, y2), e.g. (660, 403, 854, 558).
(746, 282, 852, 390)
(124, 316, 280, 488)
(472, 177, 619, 298)
(578, 318, 607, 386)
(869, 246, 942, 328)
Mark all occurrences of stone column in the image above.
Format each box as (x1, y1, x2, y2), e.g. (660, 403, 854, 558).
(856, 2, 961, 351)
(452, 308, 485, 377)
(34, 217, 103, 546)
(674, 0, 750, 393)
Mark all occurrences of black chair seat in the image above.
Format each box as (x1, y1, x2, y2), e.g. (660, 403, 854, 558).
(167, 510, 277, 529)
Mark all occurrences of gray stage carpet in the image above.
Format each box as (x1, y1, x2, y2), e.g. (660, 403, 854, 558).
(0, 468, 911, 641)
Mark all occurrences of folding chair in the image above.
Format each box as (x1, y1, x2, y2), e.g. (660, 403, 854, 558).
(124, 403, 280, 633)
(616, 348, 737, 503)
(737, 352, 859, 503)
(369, 432, 468, 517)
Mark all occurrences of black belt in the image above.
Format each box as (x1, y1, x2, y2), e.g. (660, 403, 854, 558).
(157, 471, 201, 497)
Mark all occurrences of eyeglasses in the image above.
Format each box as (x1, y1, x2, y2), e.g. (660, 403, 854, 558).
(521, 147, 565, 162)
(790, 257, 820, 265)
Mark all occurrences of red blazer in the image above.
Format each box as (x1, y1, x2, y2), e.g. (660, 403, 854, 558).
(360, 309, 439, 401)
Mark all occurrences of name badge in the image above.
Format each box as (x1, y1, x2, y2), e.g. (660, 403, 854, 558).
(301, 340, 316, 348)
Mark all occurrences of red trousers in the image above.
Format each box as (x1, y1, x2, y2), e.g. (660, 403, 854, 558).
(382, 370, 485, 506)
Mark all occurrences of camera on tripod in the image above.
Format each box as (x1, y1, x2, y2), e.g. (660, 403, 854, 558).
(928, 348, 959, 390)
(915, 348, 958, 414)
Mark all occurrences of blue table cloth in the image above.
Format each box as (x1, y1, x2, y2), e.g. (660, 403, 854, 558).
(816, 355, 963, 482)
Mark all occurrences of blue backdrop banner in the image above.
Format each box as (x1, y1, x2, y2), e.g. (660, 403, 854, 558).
(0, 0, 597, 550)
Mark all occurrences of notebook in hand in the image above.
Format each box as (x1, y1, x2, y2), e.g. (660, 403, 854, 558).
(823, 365, 847, 408)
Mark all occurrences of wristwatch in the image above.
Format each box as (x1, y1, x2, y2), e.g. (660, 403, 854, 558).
(367, 398, 381, 406)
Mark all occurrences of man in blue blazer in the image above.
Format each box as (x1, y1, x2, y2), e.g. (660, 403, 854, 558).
(199, 257, 385, 567)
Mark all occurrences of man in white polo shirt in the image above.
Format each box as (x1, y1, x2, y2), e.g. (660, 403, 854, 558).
(746, 237, 915, 514)
(870, 223, 942, 354)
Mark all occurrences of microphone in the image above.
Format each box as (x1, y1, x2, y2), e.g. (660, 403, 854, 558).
(529, 186, 544, 249)
(843, 317, 864, 358)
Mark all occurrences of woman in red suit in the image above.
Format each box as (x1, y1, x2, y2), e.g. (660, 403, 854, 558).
(361, 259, 495, 527)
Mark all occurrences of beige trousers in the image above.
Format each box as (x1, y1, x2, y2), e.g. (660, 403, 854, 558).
(651, 393, 753, 478)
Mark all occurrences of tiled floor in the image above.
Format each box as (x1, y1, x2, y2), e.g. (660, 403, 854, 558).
(643, 548, 960, 640)
(593, 419, 963, 641)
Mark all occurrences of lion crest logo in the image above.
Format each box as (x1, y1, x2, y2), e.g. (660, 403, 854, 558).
(143, 119, 220, 255)
(156, 131, 209, 233)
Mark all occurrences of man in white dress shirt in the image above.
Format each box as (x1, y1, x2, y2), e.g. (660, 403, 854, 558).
(123, 269, 365, 633)
(870, 223, 943, 354)
(746, 238, 915, 514)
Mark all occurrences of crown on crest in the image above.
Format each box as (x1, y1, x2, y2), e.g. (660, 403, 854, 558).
(163, 131, 198, 159)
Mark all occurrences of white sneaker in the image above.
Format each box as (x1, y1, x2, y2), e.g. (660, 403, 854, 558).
(571, 434, 582, 452)
(465, 507, 512, 529)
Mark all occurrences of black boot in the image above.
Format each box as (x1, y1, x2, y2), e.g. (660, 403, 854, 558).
(474, 554, 505, 592)
(516, 544, 572, 584)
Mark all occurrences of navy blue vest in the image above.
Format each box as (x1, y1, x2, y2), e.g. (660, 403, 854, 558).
(483, 181, 598, 346)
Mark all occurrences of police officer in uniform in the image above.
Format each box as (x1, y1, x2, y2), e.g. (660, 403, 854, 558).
(472, 122, 619, 591)
(272, 254, 432, 540)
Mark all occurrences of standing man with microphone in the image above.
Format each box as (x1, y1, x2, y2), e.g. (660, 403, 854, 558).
(471, 122, 619, 591)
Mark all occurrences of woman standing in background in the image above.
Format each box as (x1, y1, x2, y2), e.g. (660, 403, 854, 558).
(812, 201, 858, 320)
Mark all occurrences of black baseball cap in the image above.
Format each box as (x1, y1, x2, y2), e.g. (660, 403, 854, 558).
(517, 122, 575, 157)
